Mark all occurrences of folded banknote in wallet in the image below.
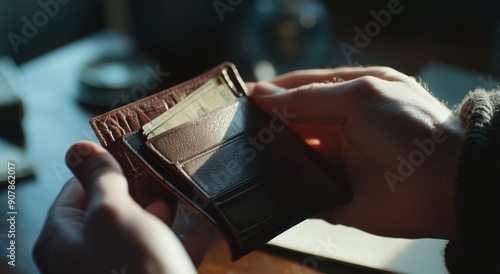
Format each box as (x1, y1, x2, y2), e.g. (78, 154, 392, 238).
(89, 62, 352, 260)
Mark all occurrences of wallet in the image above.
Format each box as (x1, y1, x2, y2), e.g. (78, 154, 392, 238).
(89, 62, 352, 260)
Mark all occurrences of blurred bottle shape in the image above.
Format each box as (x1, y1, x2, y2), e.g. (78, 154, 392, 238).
(243, 0, 336, 80)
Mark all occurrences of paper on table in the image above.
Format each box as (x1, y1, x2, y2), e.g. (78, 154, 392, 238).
(268, 220, 448, 273)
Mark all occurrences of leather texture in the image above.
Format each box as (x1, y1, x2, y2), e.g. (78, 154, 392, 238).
(90, 62, 352, 260)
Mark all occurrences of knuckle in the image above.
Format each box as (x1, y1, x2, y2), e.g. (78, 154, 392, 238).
(355, 75, 382, 91)
(351, 76, 391, 102)
(372, 66, 406, 81)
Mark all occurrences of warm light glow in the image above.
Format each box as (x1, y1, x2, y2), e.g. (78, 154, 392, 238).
(304, 138, 321, 147)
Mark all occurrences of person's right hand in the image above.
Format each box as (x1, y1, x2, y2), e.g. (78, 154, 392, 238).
(248, 66, 464, 240)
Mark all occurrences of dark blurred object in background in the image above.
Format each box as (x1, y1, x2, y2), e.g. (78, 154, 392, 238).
(129, 0, 337, 82)
(243, 0, 337, 80)
(493, 18, 500, 76)
(1, 0, 499, 75)
(129, 0, 253, 84)
(77, 53, 162, 109)
(127, 0, 499, 82)
(0, 56, 25, 147)
(328, 0, 500, 73)
(2, 0, 499, 81)
(0, 0, 103, 64)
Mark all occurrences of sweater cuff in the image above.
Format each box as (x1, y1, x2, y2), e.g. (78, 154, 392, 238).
(444, 89, 500, 273)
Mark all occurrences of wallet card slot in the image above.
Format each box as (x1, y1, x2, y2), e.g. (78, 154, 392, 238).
(178, 133, 266, 199)
(178, 126, 313, 199)
(146, 98, 266, 164)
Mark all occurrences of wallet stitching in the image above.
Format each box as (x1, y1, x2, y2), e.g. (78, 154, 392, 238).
(122, 131, 140, 141)
(148, 141, 175, 165)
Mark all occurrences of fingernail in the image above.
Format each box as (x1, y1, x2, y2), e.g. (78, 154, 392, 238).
(65, 142, 102, 170)
(255, 81, 287, 95)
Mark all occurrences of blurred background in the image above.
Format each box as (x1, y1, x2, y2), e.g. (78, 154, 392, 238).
(1, 0, 499, 79)
(1, 0, 500, 273)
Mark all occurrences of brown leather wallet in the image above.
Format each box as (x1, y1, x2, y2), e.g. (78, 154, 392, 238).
(89, 62, 352, 260)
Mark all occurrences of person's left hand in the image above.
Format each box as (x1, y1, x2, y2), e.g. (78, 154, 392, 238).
(33, 141, 210, 274)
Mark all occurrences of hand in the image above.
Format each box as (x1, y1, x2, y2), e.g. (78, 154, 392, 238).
(33, 141, 210, 274)
(248, 66, 463, 240)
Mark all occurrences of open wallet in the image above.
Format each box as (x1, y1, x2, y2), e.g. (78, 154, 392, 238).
(89, 62, 352, 260)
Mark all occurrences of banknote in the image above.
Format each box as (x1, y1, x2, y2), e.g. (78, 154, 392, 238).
(142, 77, 238, 139)
(142, 77, 219, 134)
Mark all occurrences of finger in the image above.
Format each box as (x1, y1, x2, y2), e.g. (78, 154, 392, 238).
(44, 178, 88, 238)
(50, 177, 87, 211)
(65, 141, 129, 202)
(251, 77, 386, 124)
(145, 199, 174, 225)
(270, 66, 404, 89)
(34, 178, 87, 273)
(246, 82, 256, 94)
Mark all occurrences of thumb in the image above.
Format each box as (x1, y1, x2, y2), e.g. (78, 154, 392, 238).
(65, 141, 130, 204)
(250, 80, 369, 124)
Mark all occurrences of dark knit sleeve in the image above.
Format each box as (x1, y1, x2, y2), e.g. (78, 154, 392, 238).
(444, 89, 500, 273)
